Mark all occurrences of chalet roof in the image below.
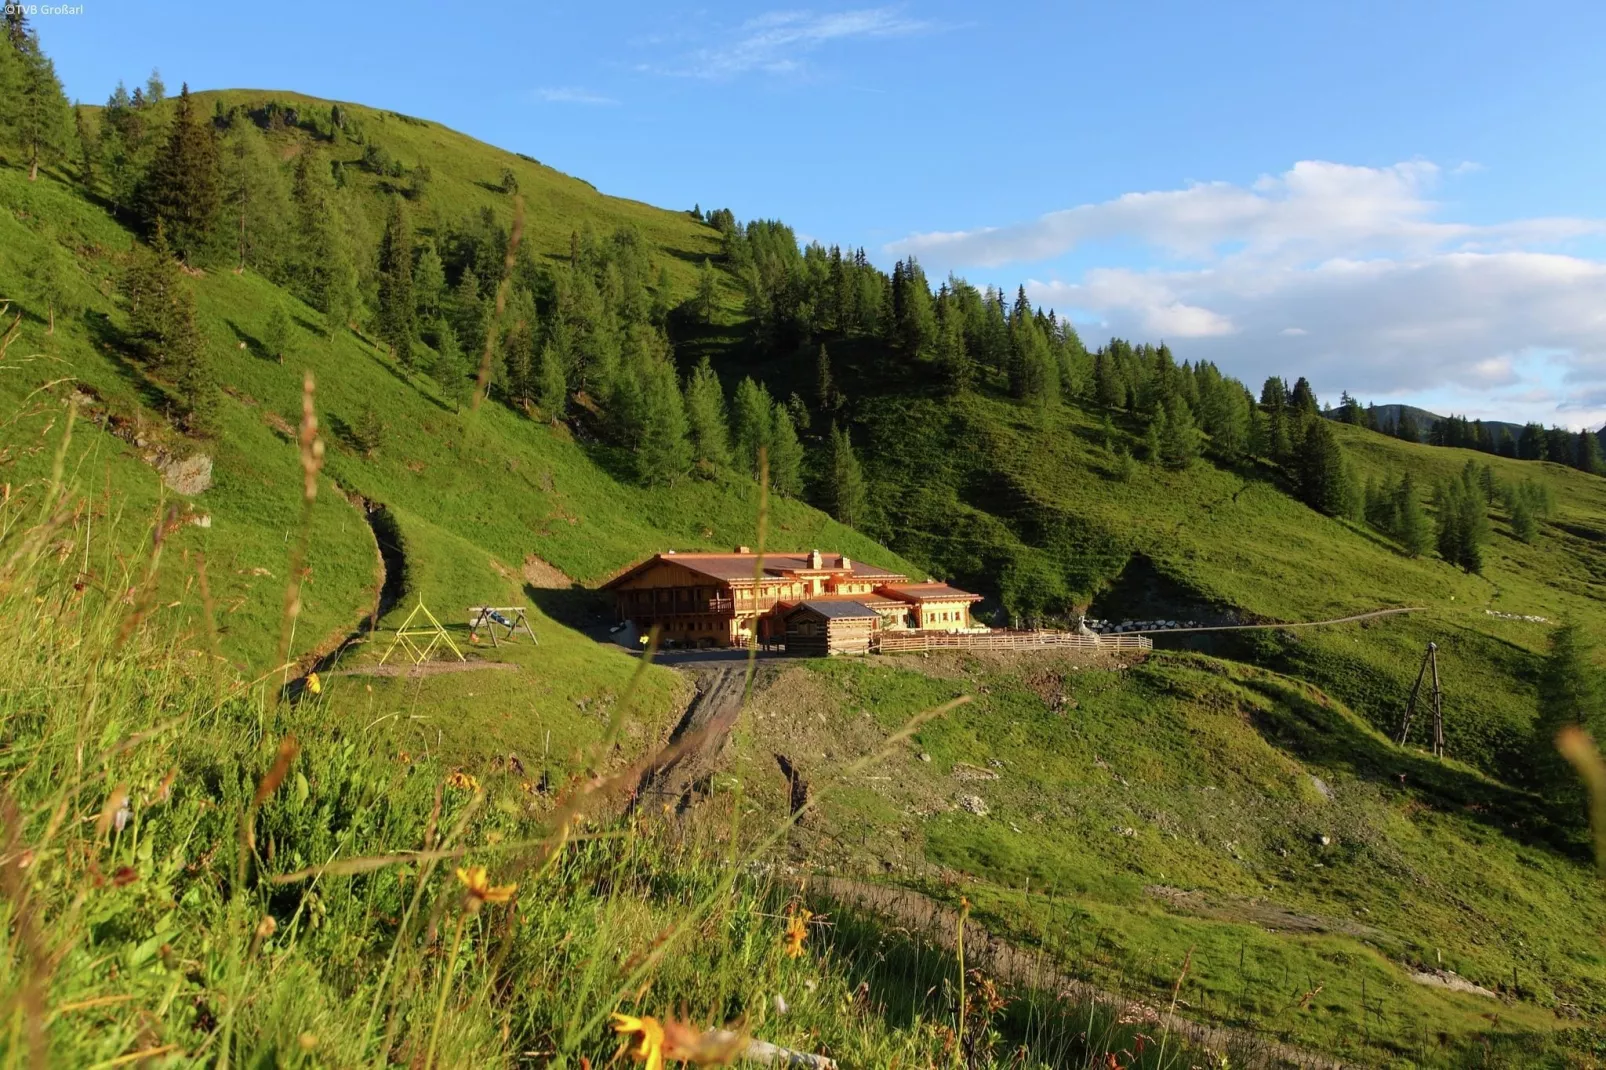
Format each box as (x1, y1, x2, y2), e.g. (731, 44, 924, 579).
(786, 600, 880, 621)
(879, 582, 984, 604)
(601, 552, 908, 589)
(776, 592, 901, 611)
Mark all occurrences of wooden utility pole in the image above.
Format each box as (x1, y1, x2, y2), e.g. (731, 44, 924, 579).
(1397, 642, 1445, 757)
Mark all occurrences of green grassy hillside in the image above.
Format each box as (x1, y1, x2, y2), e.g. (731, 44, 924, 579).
(0, 103, 907, 755)
(4, 70, 1606, 1068)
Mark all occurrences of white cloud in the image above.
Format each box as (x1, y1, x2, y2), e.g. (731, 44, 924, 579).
(886, 160, 1606, 428)
(644, 7, 932, 79)
(534, 87, 619, 106)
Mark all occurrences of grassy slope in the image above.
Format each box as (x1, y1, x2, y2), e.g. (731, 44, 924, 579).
(0, 97, 908, 763)
(729, 650, 1604, 1064)
(7, 88, 1606, 1065)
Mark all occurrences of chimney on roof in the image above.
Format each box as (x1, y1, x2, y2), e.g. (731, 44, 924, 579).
(809, 549, 822, 569)
(736, 545, 751, 554)
(840, 555, 852, 571)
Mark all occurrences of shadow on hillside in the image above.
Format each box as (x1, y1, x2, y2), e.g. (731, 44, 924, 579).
(83, 310, 173, 416)
(355, 344, 454, 413)
(225, 319, 275, 363)
(1238, 672, 1579, 855)
(524, 582, 613, 640)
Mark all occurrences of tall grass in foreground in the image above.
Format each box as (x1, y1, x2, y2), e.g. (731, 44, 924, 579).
(0, 388, 1220, 1068)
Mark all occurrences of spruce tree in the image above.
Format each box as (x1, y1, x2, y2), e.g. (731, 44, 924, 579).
(683, 358, 729, 468)
(1295, 417, 1349, 516)
(815, 344, 838, 412)
(376, 197, 416, 368)
(823, 422, 867, 528)
(140, 84, 221, 262)
(1289, 376, 1320, 415)
(768, 402, 804, 497)
(536, 341, 567, 424)
(1530, 622, 1604, 811)
(166, 283, 216, 434)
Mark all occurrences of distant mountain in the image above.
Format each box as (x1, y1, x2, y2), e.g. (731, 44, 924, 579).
(1339, 402, 1524, 443)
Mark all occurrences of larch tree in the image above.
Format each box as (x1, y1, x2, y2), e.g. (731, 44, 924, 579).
(262, 305, 292, 365)
(768, 401, 804, 497)
(430, 315, 469, 412)
(694, 257, 718, 322)
(635, 355, 692, 485)
(1159, 397, 1201, 470)
(221, 120, 291, 275)
(823, 422, 867, 528)
(536, 341, 567, 425)
(732, 376, 774, 479)
(27, 242, 68, 335)
(413, 240, 446, 324)
(684, 357, 731, 469)
(10, 31, 70, 182)
(1394, 471, 1431, 557)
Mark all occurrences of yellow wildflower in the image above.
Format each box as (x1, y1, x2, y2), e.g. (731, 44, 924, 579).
(445, 771, 480, 792)
(783, 906, 812, 958)
(454, 865, 516, 913)
(611, 1013, 665, 1070)
(305, 672, 321, 695)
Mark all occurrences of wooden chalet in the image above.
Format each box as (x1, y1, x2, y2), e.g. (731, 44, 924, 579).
(783, 600, 879, 657)
(599, 549, 983, 650)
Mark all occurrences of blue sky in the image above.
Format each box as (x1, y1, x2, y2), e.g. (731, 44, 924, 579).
(35, 1, 1606, 427)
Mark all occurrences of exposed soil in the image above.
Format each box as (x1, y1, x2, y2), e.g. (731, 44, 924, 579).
(1144, 885, 1388, 943)
(635, 666, 758, 813)
(327, 661, 519, 679)
(522, 553, 574, 589)
(814, 877, 1349, 1070)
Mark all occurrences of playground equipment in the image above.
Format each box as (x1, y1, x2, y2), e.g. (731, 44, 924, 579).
(467, 605, 538, 647)
(379, 600, 466, 666)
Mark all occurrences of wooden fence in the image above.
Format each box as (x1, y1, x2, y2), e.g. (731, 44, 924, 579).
(874, 630, 1151, 654)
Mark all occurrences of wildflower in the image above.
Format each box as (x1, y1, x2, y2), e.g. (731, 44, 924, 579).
(520, 779, 536, 794)
(397, 751, 412, 764)
(611, 1013, 665, 1070)
(445, 771, 480, 792)
(306, 672, 321, 695)
(454, 865, 516, 913)
(783, 906, 812, 958)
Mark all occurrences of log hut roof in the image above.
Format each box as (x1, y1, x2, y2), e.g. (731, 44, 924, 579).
(785, 600, 881, 621)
